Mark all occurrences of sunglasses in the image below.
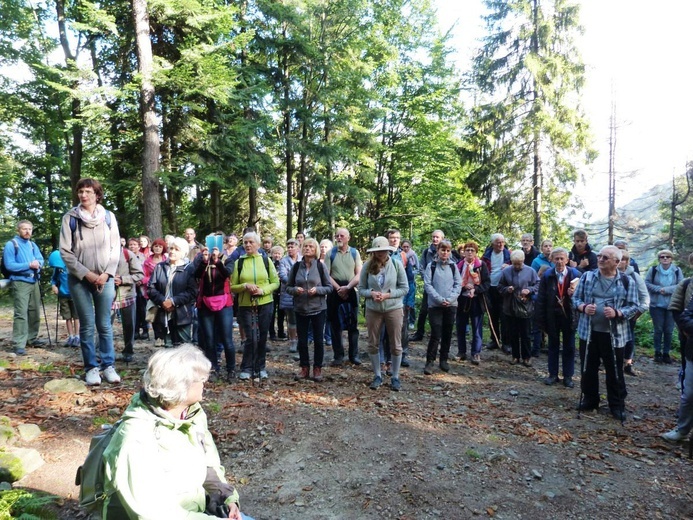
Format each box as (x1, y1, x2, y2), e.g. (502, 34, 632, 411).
(660, 255, 672, 259)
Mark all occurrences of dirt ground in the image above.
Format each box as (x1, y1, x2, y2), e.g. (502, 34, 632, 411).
(1, 302, 693, 520)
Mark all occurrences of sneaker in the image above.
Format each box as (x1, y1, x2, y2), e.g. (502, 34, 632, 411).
(390, 378, 401, 392)
(654, 352, 663, 363)
(30, 338, 48, 347)
(103, 366, 121, 384)
(662, 429, 687, 442)
(330, 359, 344, 367)
(471, 354, 480, 365)
(563, 376, 574, 388)
(15, 348, 26, 356)
(439, 359, 450, 372)
(259, 370, 268, 380)
(71, 336, 81, 348)
(238, 371, 251, 380)
(154, 338, 164, 348)
(544, 375, 559, 386)
(663, 354, 673, 364)
(85, 367, 101, 386)
(117, 353, 134, 363)
(63, 337, 73, 348)
(227, 370, 236, 381)
(400, 357, 410, 368)
(369, 375, 382, 390)
(408, 323, 415, 331)
(423, 362, 434, 375)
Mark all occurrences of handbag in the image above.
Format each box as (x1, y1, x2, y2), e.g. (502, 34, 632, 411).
(145, 299, 159, 323)
(202, 294, 227, 312)
(511, 294, 533, 319)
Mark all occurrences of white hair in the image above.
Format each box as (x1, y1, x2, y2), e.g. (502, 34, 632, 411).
(242, 232, 261, 245)
(170, 237, 190, 256)
(550, 247, 569, 259)
(491, 233, 505, 242)
(600, 245, 622, 261)
(510, 250, 525, 262)
(142, 345, 211, 410)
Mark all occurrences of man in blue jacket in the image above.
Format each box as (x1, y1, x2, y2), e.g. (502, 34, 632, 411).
(4, 220, 46, 355)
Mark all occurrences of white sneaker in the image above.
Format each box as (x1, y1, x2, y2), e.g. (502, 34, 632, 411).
(662, 429, 686, 442)
(85, 367, 101, 386)
(259, 370, 268, 380)
(238, 371, 251, 380)
(103, 366, 121, 384)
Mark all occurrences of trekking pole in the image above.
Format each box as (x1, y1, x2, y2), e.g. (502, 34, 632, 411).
(250, 297, 259, 386)
(608, 313, 626, 426)
(481, 296, 500, 348)
(37, 272, 52, 347)
(55, 296, 60, 346)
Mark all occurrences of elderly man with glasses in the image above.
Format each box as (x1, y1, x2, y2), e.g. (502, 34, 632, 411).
(573, 245, 640, 421)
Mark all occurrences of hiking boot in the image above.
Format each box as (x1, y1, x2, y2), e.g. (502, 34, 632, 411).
(330, 359, 344, 367)
(663, 354, 673, 364)
(103, 366, 121, 384)
(654, 352, 663, 363)
(577, 401, 598, 412)
(624, 364, 637, 376)
(85, 367, 101, 386)
(439, 359, 450, 372)
(295, 366, 310, 381)
(117, 353, 134, 363)
(227, 370, 236, 381)
(312, 367, 323, 382)
(390, 378, 401, 392)
(31, 338, 48, 347)
(15, 348, 26, 356)
(409, 334, 423, 342)
(563, 376, 574, 388)
(400, 357, 410, 368)
(369, 375, 382, 390)
(349, 357, 362, 366)
(423, 362, 434, 375)
(544, 375, 559, 386)
(458, 353, 467, 361)
(662, 429, 687, 442)
(471, 354, 480, 365)
(610, 408, 626, 422)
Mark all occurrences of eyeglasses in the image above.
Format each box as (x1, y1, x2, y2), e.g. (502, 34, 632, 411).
(464, 248, 476, 252)
(660, 255, 672, 259)
(597, 254, 613, 260)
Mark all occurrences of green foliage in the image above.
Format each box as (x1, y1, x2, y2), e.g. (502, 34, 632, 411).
(0, 489, 58, 519)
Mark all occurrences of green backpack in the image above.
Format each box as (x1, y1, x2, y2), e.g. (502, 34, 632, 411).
(75, 420, 122, 516)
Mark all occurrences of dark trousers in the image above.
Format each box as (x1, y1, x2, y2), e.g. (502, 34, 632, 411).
(199, 305, 235, 373)
(297, 311, 326, 368)
(456, 307, 483, 357)
(426, 306, 456, 363)
(135, 290, 147, 336)
(546, 313, 575, 378)
(507, 314, 531, 360)
(624, 318, 637, 360)
(488, 286, 506, 347)
(415, 292, 429, 337)
(238, 302, 273, 374)
(580, 332, 627, 410)
(327, 286, 360, 362)
(112, 303, 135, 355)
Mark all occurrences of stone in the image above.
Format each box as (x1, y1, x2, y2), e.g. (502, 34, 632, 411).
(0, 448, 44, 482)
(44, 378, 88, 394)
(16, 424, 41, 442)
(0, 425, 15, 447)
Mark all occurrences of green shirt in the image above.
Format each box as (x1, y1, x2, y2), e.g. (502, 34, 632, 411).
(325, 247, 362, 283)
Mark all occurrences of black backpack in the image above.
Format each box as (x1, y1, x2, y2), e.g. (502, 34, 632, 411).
(0, 239, 19, 278)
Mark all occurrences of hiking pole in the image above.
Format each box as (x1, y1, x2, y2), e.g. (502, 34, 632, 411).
(608, 310, 626, 426)
(250, 297, 259, 386)
(481, 296, 500, 348)
(577, 328, 591, 419)
(38, 274, 52, 347)
(55, 296, 60, 346)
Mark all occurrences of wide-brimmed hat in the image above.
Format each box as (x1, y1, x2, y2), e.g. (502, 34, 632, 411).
(367, 236, 394, 253)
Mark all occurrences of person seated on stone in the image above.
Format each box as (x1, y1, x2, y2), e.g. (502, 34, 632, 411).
(102, 345, 254, 519)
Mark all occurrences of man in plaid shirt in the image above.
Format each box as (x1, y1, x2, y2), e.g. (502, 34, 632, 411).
(573, 245, 640, 421)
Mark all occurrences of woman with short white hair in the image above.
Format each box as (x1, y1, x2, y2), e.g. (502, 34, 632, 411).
(102, 345, 254, 519)
(147, 237, 198, 346)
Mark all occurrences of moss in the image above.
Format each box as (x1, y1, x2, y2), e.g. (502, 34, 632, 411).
(0, 451, 24, 482)
(0, 426, 14, 448)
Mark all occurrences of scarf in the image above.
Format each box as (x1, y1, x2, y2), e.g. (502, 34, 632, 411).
(77, 204, 107, 228)
(460, 257, 482, 288)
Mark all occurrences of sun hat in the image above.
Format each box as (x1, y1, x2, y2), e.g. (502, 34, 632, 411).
(367, 236, 394, 253)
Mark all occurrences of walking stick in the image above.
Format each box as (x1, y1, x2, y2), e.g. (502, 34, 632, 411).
(250, 296, 260, 386)
(608, 310, 626, 426)
(39, 283, 52, 347)
(577, 328, 590, 419)
(55, 297, 60, 346)
(481, 296, 500, 348)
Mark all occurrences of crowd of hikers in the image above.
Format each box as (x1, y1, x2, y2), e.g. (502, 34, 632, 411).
(4, 178, 693, 518)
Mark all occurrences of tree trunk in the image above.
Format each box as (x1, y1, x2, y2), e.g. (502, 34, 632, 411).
(132, 0, 162, 238)
(531, 0, 542, 245)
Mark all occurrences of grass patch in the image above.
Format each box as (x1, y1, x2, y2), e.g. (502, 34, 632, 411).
(206, 401, 222, 414)
(0, 359, 8, 369)
(37, 363, 54, 373)
(92, 417, 112, 427)
(465, 448, 481, 460)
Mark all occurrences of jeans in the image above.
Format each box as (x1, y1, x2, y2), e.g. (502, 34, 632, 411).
(199, 305, 235, 373)
(69, 274, 116, 371)
(296, 311, 326, 368)
(579, 332, 627, 410)
(650, 306, 675, 355)
(456, 306, 483, 357)
(507, 315, 531, 360)
(546, 313, 575, 378)
(11, 280, 41, 350)
(675, 361, 693, 434)
(426, 306, 456, 362)
(238, 302, 273, 374)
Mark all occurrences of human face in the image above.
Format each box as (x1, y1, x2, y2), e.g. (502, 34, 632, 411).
(77, 186, 97, 210)
(618, 255, 629, 272)
(17, 223, 33, 240)
(320, 242, 330, 257)
(139, 237, 149, 249)
(437, 246, 451, 263)
(431, 232, 443, 246)
(512, 258, 524, 270)
(374, 250, 390, 263)
(185, 375, 208, 406)
(464, 246, 477, 263)
(521, 237, 533, 250)
(296, 233, 305, 244)
(388, 232, 401, 249)
(302, 243, 317, 259)
(227, 235, 238, 247)
(184, 229, 196, 243)
(492, 238, 505, 253)
(168, 245, 182, 263)
(128, 240, 140, 253)
(573, 236, 587, 253)
(401, 242, 411, 253)
(541, 241, 553, 255)
(152, 244, 163, 255)
(287, 242, 298, 258)
(263, 240, 272, 251)
(659, 253, 673, 268)
(244, 238, 260, 255)
(335, 229, 349, 249)
(552, 252, 567, 272)
(597, 248, 618, 273)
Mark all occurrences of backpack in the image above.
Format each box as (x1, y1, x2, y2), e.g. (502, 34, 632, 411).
(75, 420, 122, 516)
(69, 210, 113, 241)
(236, 255, 270, 280)
(288, 259, 329, 288)
(329, 246, 358, 266)
(0, 239, 19, 278)
(648, 265, 683, 285)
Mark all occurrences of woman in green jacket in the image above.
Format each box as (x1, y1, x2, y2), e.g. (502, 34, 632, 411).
(102, 345, 254, 519)
(231, 232, 280, 381)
